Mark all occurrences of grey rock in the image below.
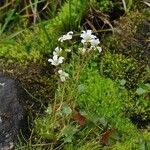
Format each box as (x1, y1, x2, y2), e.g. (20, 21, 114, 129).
(0, 75, 25, 150)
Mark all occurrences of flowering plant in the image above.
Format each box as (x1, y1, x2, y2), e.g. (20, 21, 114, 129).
(48, 30, 102, 82)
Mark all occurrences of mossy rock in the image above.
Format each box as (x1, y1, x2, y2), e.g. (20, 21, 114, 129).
(0, 60, 56, 116)
(101, 10, 150, 128)
(105, 11, 149, 64)
(101, 51, 139, 89)
(101, 10, 150, 89)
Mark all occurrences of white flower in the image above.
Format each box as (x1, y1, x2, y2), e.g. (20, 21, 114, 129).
(65, 49, 71, 52)
(48, 55, 64, 66)
(53, 47, 62, 56)
(79, 47, 87, 54)
(90, 38, 100, 46)
(58, 31, 73, 42)
(58, 70, 69, 82)
(89, 46, 102, 53)
(80, 30, 96, 44)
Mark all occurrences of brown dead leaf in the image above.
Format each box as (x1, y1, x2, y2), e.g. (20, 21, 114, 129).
(100, 128, 116, 145)
(73, 111, 87, 126)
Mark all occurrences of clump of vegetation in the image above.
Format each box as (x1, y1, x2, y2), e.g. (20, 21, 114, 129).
(0, 0, 150, 149)
(32, 29, 149, 149)
(101, 9, 150, 129)
(0, 0, 90, 64)
(101, 51, 138, 84)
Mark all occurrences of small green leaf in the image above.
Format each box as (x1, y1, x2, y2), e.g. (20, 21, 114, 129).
(78, 84, 85, 92)
(99, 117, 108, 127)
(61, 125, 78, 143)
(61, 104, 72, 116)
(136, 87, 147, 95)
(119, 79, 126, 86)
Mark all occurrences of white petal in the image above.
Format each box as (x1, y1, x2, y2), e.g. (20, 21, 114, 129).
(64, 72, 69, 77)
(58, 70, 69, 82)
(67, 31, 73, 35)
(97, 46, 102, 53)
(55, 47, 59, 52)
(60, 76, 66, 82)
(87, 30, 92, 35)
(58, 37, 63, 42)
(90, 38, 100, 46)
(65, 49, 71, 52)
(48, 58, 57, 66)
(80, 31, 86, 38)
(58, 70, 63, 74)
(88, 46, 94, 52)
(66, 34, 73, 40)
(53, 51, 57, 55)
(81, 39, 86, 44)
(53, 47, 62, 55)
(91, 33, 97, 38)
(58, 31, 73, 42)
(58, 56, 64, 64)
(48, 58, 53, 63)
(52, 61, 57, 66)
(79, 47, 86, 54)
(53, 55, 58, 61)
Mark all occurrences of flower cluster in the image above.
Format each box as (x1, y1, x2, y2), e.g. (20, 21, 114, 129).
(48, 31, 73, 82)
(80, 30, 102, 54)
(48, 30, 102, 82)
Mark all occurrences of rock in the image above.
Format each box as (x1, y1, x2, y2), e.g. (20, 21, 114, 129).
(136, 20, 150, 62)
(113, 15, 150, 65)
(0, 74, 26, 150)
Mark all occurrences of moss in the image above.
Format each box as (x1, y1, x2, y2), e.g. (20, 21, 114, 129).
(78, 68, 136, 132)
(1, 1, 149, 149)
(0, 0, 90, 64)
(101, 10, 150, 127)
(101, 51, 150, 127)
(95, 0, 114, 12)
(33, 68, 138, 149)
(105, 11, 149, 64)
(0, 42, 42, 65)
(0, 59, 56, 114)
(102, 11, 150, 86)
(125, 93, 150, 128)
(111, 131, 150, 150)
(101, 51, 138, 88)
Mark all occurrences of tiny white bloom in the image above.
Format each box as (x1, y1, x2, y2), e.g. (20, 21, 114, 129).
(48, 55, 64, 66)
(79, 47, 87, 54)
(53, 47, 62, 56)
(90, 46, 102, 53)
(65, 49, 71, 52)
(58, 70, 69, 82)
(97, 46, 102, 53)
(58, 31, 73, 42)
(80, 30, 96, 44)
(90, 38, 100, 46)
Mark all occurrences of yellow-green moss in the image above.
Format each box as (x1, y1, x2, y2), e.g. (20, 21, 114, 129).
(0, 0, 89, 64)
